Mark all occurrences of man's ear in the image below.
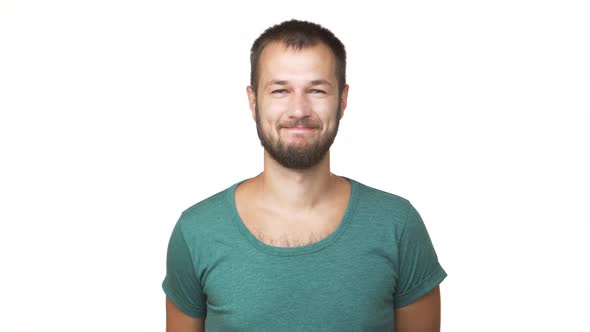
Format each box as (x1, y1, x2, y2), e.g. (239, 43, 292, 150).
(246, 86, 257, 121)
(339, 84, 350, 120)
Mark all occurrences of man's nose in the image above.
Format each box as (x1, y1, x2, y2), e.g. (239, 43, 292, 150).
(288, 90, 312, 117)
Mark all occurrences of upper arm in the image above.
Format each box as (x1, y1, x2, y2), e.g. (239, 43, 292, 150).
(162, 215, 208, 326)
(394, 285, 441, 332)
(393, 201, 447, 330)
(166, 296, 204, 332)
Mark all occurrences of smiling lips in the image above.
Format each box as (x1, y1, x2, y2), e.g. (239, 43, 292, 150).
(284, 126, 316, 133)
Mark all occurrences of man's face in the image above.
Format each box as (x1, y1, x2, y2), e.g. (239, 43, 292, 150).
(250, 41, 348, 170)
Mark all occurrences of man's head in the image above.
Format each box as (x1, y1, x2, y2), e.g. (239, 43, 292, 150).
(247, 19, 349, 170)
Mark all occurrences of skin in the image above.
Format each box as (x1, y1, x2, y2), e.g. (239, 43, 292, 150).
(166, 40, 441, 331)
(244, 40, 349, 216)
(166, 297, 204, 332)
(394, 286, 441, 332)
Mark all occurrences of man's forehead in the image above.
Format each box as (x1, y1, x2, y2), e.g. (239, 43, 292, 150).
(258, 42, 337, 87)
(259, 41, 335, 65)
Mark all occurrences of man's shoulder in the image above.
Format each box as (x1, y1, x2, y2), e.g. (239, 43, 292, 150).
(355, 178, 411, 207)
(353, 178, 414, 223)
(177, 181, 236, 230)
(182, 187, 230, 216)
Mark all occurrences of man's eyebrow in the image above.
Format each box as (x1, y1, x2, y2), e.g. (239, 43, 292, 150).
(266, 80, 288, 88)
(310, 79, 332, 87)
(265, 79, 333, 88)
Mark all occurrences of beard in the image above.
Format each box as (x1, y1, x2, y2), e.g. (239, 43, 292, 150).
(254, 102, 342, 170)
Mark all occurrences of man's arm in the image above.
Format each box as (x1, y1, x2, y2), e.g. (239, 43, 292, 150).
(166, 296, 204, 332)
(394, 285, 441, 332)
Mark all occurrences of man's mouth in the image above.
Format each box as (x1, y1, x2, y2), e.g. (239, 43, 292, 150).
(284, 126, 316, 132)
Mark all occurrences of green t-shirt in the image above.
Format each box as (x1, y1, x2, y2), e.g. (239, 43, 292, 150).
(162, 176, 447, 331)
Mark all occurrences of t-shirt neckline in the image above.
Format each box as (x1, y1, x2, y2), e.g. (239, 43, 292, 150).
(226, 175, 360, 256)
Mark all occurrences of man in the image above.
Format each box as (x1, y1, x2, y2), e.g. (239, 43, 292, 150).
(163, 19, 447, 331)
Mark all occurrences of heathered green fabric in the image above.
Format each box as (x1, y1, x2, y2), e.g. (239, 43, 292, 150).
(162, 176, 447, 331)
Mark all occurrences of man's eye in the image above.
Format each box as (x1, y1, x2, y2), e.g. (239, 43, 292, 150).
(310, 89, 326, 94)
(272, 89, 288, 94)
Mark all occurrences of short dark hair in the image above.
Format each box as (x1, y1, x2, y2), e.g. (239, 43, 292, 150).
(249, 19, 347, 96)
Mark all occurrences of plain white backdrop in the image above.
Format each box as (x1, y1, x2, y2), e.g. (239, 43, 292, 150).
(1, 0, 589, 330)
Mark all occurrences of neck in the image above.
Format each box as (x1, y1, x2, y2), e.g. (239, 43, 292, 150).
(251, 150, 340, 215)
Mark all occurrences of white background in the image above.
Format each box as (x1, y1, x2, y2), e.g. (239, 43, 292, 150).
(1, 0, 589, 331)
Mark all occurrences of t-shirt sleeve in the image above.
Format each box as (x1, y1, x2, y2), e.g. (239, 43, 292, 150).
(393, 201, 447, 308)
(162, 214, 207, 317)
